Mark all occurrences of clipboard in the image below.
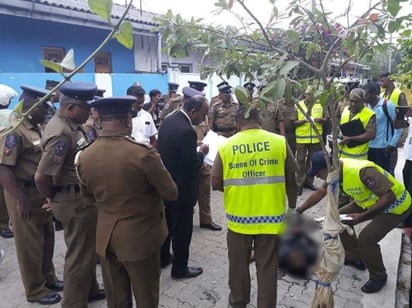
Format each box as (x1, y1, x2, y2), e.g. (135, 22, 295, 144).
(340, 119, 366, 148)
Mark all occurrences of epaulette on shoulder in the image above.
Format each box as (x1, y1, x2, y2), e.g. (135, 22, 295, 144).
(78, 140, 94, 151)
(124, 136, 152, 149)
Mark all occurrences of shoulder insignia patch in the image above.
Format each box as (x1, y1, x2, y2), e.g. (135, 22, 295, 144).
(124, 136, 151, 149)
(364, 177, 376, 189)
(54, 140, 68, 157)
(86, 129, 97, 142)
(5, 135, 17, 149)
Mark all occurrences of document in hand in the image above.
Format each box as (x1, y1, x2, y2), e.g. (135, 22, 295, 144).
(340, 119, 366, 148)
(200, 130, 228, 166)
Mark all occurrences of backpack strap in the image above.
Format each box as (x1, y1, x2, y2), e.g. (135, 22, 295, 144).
(381, 99, 394, 140)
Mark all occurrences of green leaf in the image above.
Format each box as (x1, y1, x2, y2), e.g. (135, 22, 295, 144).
(234, 86, 250, 105)
(115, 21, 133, 49)
(39, 60, 63, 73)
(13, 99, 24, 116)
(88, 0, 112, 23)
(274, 79, 286, 99)
(387, 0, 401, 17)
(60, 49, 76, 71)
(279, 60, 299, 76)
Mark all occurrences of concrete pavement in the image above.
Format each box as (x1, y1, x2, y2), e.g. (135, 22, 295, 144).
(0, 150, 409, 307)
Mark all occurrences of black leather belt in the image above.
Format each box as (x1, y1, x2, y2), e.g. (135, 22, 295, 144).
(54, 185, 80, 193)
(215, 127, 236, 132)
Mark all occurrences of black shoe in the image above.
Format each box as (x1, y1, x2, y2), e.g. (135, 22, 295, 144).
(200, 222, 222, 231)
(0, 228, 13, 238)
(361, 278, 387, 293)
(303, 183, 318, 191)
(28, 291, 61, 305)
(297, 187, 303, 196)
(344, 258, 366, 271)
(172, 267, 203, 279)
(46, 279, 64, 292)
(88, 289, 106, 302)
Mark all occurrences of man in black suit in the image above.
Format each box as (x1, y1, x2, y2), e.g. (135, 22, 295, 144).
(158, 87, 209, 279)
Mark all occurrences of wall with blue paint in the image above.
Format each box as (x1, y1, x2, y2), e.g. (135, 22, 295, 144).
(0, 73, 169, 108)
(0, 15, 134, 74)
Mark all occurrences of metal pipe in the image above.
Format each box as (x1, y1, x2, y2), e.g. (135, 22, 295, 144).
(157, 31, 162, 72)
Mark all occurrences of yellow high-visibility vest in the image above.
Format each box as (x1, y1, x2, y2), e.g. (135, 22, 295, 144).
(381, 88, 402, 106)
(219, 129, 287, 234)
(339, 106, 375, 159)
(296, 100, 323, 144)
(341, 158, 411, 215)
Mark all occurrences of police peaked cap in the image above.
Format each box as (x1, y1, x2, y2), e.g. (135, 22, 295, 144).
(216, 81, 229, 88)
(218, 84, 232, 95)
(20, 85, 50, 99)
(188, 81, 207, 92)
(243, 82, 256, 91)
(60, 82, 97, 101)
(168, 82, 179, 92)
(90, 96, 136, 115)
(182, 87, 205, 99)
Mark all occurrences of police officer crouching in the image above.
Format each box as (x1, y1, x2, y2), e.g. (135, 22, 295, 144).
(76, 96, 178, 307)
(297, 151, 412, 293)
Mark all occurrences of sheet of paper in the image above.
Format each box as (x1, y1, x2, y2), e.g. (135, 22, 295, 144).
(200, 130, 228, 166)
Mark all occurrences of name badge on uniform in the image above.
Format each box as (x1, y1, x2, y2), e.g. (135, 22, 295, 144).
(32, 139, 41, 146)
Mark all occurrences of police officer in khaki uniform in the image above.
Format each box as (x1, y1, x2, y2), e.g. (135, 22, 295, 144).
(297, 151, 411, 293)
(210, 81, 229, 107)
(76, 96, 178, 307)
(159, 82, 182, 122)
(209, 85, 238, 137)
(0, 84, 17, 239)
(0, 85, 62, 305)
(35, 82, 105, 307)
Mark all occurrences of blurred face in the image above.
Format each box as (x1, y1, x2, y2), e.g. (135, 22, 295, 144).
(364, 90, 377, 105)
(222, 94, 231, 104)
(151, 93, 161, 104)
(131, 95, 145, 111)
(30, 102, 49, 125)
(90, 107, 100, 123)
(69, 101, 91, 124)
(348, 97, 364, 114)
(317, 169, 328, 180)
(379, 76, 390, 89)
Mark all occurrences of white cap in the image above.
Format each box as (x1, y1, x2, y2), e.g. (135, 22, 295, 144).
(0, 84, 18, 107)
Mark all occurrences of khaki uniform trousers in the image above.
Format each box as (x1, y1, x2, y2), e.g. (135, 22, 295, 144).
(101, 242, 160, 307)
(52, 190, 99, 308)
(227, 229, 279, 308)
(295, 142, 321, 187)
(340, 203, 411, 280)
(4, 187, 57, 301)
(0, 185, 10, 230)
(198, 164, 212, 225)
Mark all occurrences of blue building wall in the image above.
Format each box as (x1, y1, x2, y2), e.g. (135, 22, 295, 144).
(0, 73, 169, 108)
(0, 14, 135, 73)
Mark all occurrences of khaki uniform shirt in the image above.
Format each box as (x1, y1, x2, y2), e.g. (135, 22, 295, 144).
(261, 100, 285, 133)
(37, 111, 88, 185)
(0, 118, 42, 182)
(209, 100, 238, 137)
(77, 129, 178, 261)
(159, 95, 184, 121)
(83, 117, 102, 142)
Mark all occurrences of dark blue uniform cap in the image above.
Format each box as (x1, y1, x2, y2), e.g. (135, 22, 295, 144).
(90, 96, 136, 115)
(216, 81, 229, 88)
(20, 85, 50, 99)
(168, 82, 179, 92)
(218, 84, 233, 95)
(188, 81, 207, 92)
(307, 151, 329, 178)
(243, 82, 256, 91)
(60, 82, 97, 101)
(182, 87, 205, 99)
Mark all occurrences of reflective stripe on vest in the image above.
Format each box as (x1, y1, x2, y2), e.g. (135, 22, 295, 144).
(341, 158, 411, 215)
(296, 101, 323, 144)
(219, 129, 287, 235)
(339, 106, 375, 160)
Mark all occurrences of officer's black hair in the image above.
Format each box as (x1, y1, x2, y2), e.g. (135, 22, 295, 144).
(149, 89, 161, 98)
(183, 95, 206, 112)
(379, 72, 391, 79)
(363, 81, 380, 94)
(235, 105, 260, 122)
(127, 85, 145, 97)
